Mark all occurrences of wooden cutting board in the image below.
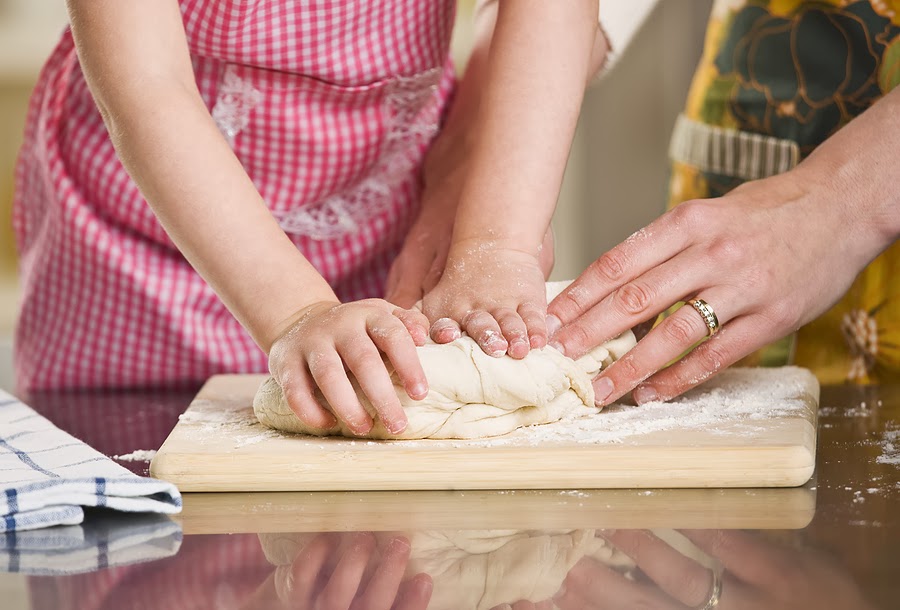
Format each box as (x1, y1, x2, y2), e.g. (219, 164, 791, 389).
(150, 367, 819, 492)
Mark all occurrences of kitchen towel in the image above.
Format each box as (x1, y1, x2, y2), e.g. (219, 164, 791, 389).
(1, 390, 181, 532)
(2, 512, 182, 574)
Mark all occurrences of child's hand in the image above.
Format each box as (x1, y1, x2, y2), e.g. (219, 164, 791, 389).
(421, 241, 548, 359)
(268, 300, 430, 436)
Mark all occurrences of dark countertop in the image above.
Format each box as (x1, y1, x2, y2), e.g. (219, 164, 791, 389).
(5, 382, 900, 609)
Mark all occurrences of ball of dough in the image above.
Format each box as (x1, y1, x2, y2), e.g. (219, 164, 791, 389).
(259, 530, 635, 610)
(253, 282, 636, 440)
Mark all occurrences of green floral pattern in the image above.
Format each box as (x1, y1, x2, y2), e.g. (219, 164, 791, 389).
(668, 0, 900, 384)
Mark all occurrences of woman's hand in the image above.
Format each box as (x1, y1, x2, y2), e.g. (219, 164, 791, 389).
(548, 87, 900, 407)
(555, 529, 875, 610)
(268, 300, 429, 436)
(547, 172, 880, 407)
(421, 242, 549, 359)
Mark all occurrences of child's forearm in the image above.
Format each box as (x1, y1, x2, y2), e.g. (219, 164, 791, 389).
(67, 0, 336, 351)
(448, 0, 600, 255)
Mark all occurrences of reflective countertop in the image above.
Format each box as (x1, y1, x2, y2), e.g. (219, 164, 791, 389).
(4, 382, 900, 609)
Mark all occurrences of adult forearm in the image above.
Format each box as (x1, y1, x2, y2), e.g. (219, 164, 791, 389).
(792, 86, 900, 258)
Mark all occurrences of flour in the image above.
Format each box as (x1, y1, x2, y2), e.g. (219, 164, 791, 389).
(876, 429, 900, 465)
(113, 449, 157, 462)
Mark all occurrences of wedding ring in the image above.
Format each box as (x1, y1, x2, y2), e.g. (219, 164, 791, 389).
(689, 299, 720, 337)
(696, 569, 722, 610)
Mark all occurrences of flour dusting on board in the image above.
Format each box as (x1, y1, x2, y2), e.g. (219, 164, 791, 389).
(178, 368, 817, 450)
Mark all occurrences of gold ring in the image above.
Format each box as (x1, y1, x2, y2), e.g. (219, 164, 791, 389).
(696, 568, 722, 610)
(689, 299, 720, 337)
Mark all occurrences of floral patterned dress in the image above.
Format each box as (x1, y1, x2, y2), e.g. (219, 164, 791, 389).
(668, 0, 900, 384)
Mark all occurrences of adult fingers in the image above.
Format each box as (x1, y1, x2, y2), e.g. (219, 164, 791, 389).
(341, 339, 408, 436)
(601, 529, 716, 609)
(351, 537, 411, 610)
(632, 315, 773, 405)
(547, 208, 690, 327)
(461, 310, 508, 357)
(279, 366, 338, 430)
(550, 250, 707, 360)
(317, 532, 377, 610)
(591, 291, 735, 407)
(368, 316, 428, 402)
(392, 574, 434, 610)
(680, 529, 797, 588)
(560, 556, 683, 610)
(309, 349, 374, 436)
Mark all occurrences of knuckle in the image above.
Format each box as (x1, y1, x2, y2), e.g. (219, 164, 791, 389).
(614, 353, 641, 380)
(592, 250, 627, 283)
(707, 236, 746, 264)
(671, 199, 708, 227)
(663, 314, 702, 346)
(563, 323, 594, 354)
(696, 342, 729, 373)
(615, 282, 653, 316)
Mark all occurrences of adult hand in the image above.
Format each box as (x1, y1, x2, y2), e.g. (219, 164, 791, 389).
(555, 529, 875, 610)
(268, 300, 429, 436)
(547, 171, 880, 407)
(422, 241, 549, 359)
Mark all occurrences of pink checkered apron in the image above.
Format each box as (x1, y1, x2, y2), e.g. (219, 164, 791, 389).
(13, 1, 456, 391)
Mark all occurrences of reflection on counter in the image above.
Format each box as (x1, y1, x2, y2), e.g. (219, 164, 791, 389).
(17, 526, 878, 610)
(2, 512, 180, 576)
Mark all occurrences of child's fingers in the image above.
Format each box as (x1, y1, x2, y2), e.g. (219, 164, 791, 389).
(392, 574, 434, 610)
(341, 340, 409, 436)
(279, 369, 338, 430)
(352, 537, 411, 610)
(308, 349, 374, 436)
(281, 533, 338, 603)
(462, 310, 508, 357)
(519, 303, 549, 349)
(429, 317, 461, 344)
(393, 308, 430, 346)
(317, 532, 376, 610)
(495, 308, 530, 359)
(370, 318, 428, 402)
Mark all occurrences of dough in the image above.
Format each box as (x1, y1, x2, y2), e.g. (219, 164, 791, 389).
(259, 530, 635, 610)
(253, 282, 636, 439)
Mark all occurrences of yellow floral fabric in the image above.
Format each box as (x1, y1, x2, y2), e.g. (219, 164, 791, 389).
(669, 0, 900, 384)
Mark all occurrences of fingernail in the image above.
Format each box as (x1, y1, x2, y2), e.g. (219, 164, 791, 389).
(549, 340, 564, 354)
(388, 419, 407, 435)
(487, 340, 507, 357)
(546, 314, 562, 336)
(510, 337, 529, 355)
(388, 536, 411, 553)
(633, 385, 659, 405)
(412, 383, 428, 398)
(594, 377, 614, 405)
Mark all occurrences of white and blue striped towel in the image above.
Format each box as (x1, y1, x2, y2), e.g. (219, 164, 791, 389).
(1, 390, 181, 532)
